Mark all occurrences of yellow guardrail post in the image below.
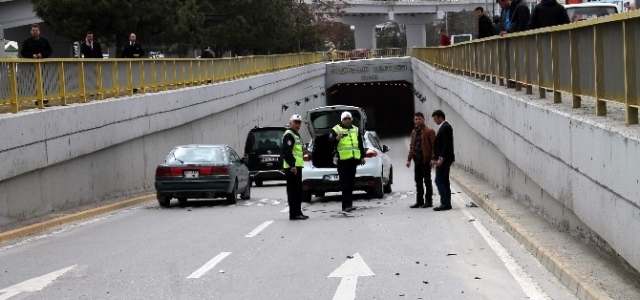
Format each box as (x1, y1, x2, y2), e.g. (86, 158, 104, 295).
(551, 32, 561, 103)
(126, 61, 133, 96)
(9, 61, 19, 113)
(514, 38, 521, 91)
(162, 60, 168, 90)
(569, 30, 581, 108)
(139, 61, 146, 94)
(525, 37, 533, 95)
(594, 25, 606, 116)
(536, 35, 545, 99)
(151, 60, 157, 93)
(189, 60, 194, 87)
(34, 62, 45, 108)
(112, 61, 120, 98)
(96, 61, 104, 100)
(78, 61, 87, 103)
(57, 61, 67, 105)
(623, 20, 639, 124)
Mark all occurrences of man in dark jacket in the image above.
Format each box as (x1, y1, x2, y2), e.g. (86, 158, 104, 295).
(430, 110, 455, 211)
(20, 24, 52, 59)
(475, 7, 495, 39)
(80, 31, 103, 58)
(121, 33, 145, 58)
(528, 0, 570, 30)
(497, 0, 530, 35)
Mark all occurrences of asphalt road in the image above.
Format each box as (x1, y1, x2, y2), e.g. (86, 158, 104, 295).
(0, 137, 578, 300)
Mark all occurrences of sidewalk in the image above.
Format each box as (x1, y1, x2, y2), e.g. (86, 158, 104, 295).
(450, 168, 640, 300)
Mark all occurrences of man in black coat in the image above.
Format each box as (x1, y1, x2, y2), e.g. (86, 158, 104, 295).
(121, 33, 145, 58)
(430, 110, 455, 211)
(80, 31, 103, 58)
(528, 0, 570, 30)
(20, 24, 52, 59)
(497, 0, 530, 35)
(475, 7, 495, 39)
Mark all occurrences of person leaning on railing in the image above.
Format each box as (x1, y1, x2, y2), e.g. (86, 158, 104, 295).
(20, 24, 52, 59)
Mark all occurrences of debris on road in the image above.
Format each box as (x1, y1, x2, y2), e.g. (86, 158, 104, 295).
(415, 261, 419, 264)
(219, 270, 224, 273)
(446, 253, 457, 256)
(395, 273, 400, 275)
(474, 277, 481, 279)
(466, 202, 479, 208)
(347, 255, 354, 259)
(423, 281, 429, 284)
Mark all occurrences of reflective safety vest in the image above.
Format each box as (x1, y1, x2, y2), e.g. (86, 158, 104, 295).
(333, 124, 361, 160)
(282, 129, 304, 168)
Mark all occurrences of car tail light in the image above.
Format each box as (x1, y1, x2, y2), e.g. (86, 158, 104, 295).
(368, 179, 377, 186)
(303, 154, 310, 162)
(244, 153, 249, 158)
(155, 167, 182, 177)
(365, 149, 377, 158)
(210, 166, 229, 175)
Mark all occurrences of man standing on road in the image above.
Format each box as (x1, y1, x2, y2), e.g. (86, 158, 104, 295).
(121, 33, 145, 58)
(431, 110, 455, 211)
(406, 112, 437, 208)
(475, 7, 496, 39)
(439, 29, 451, 46)
(330, 112, 365, 212)
(282, 114, 308, 221)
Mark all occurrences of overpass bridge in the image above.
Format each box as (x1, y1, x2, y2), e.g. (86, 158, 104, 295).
(1, 10, 639, 300)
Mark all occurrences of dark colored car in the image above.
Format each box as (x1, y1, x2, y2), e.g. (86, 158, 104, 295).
(243, 126, 288, 186)
(154, 144, 251, 207)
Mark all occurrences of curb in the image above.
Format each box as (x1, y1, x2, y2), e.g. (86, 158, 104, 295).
(0, 194, 155, 244)
(450, 174, 612, 300)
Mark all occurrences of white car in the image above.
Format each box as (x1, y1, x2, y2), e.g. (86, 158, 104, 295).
(564, 3, 618, 22)
(301, 105, 393, 202)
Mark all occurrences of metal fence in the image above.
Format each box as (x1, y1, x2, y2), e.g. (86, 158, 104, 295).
(413, 11, 640, 125)
(0, 53, 326, 114)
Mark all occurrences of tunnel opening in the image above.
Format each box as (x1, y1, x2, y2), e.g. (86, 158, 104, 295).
(326, 80, 415, 136)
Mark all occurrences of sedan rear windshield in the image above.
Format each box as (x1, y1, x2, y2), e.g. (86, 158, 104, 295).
(166, 147, 225, 164)
(567, 7, 617, 22)
(247, 130, 286, 150)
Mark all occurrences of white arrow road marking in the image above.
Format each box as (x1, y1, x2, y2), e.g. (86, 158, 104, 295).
(187, 252, 231, 279)
(0, 265, 76, 300)
(245, 220, 274, 237)
(452, 193, 551, 299)
(280, 206, 290, 213)
(328, 253, 374, 300)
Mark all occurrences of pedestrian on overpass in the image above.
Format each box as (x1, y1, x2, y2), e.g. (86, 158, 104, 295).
(331, 112, 365, 212)
(431, 110, 455, 211)
(282, 114, 308, 221)
(406, 112, 437, 208)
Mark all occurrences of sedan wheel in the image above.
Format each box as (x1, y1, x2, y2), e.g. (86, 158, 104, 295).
(384, 169, 393, 194)
(368, 176, 384, 199)
(158, 194, 172, 208)
(254, 180, 263, 187)
(226, 181, 238, 205)
(178, 197, 188, 204)
(241, 179, 252, 200)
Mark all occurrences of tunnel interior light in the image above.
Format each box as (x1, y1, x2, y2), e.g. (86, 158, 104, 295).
(321, 92, 325, 96)
(295, 101, 301, 106)
(314, 94, 318, 98)
(249, 86, 252, 90)
(282, 104, 289, 111)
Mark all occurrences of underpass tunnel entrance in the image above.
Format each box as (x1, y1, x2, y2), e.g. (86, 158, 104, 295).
(326, 81, 415, 136)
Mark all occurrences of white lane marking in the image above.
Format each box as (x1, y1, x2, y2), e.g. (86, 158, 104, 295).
(245, 220, 274, 237)
(399, 194, 408, 200)
(0, 205, 144, 252)
(0, 265, 76, 300)
(328, 253, 375, 300)
(452, 194, 551, 299)
(280, 206, 290, 213)
(187, 252, 231, 279)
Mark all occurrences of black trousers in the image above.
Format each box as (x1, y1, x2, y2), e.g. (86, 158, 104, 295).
(285, 167, 302, 218)
(337, 159, 359, 210)
(435, 162, 453, 208)
(414, 162, 433, 205)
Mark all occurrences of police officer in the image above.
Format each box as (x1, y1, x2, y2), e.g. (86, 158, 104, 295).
(282, 114, 308, 220)
(331, 112, 365, 212)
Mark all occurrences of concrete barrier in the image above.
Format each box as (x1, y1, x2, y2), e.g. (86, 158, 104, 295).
(411, 58, 640, 272)
(0, 63, 327, 226)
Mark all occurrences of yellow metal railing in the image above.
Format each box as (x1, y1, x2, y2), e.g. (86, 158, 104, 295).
(329, 48, 408, 61)
(413, 11, 640, 125)
(0, 53, 326, 114)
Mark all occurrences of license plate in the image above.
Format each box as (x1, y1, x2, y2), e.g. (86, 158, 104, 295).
(183, 170, 199, 178)
(262, 157, 278, 162)
(323, 174, 339, 181)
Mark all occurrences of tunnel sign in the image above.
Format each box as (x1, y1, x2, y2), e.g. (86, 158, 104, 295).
(325, 58, 413, 86)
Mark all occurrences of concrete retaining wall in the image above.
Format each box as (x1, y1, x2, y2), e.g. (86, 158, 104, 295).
(411, 58, 640, 272)
(0, 63, 326, 226)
